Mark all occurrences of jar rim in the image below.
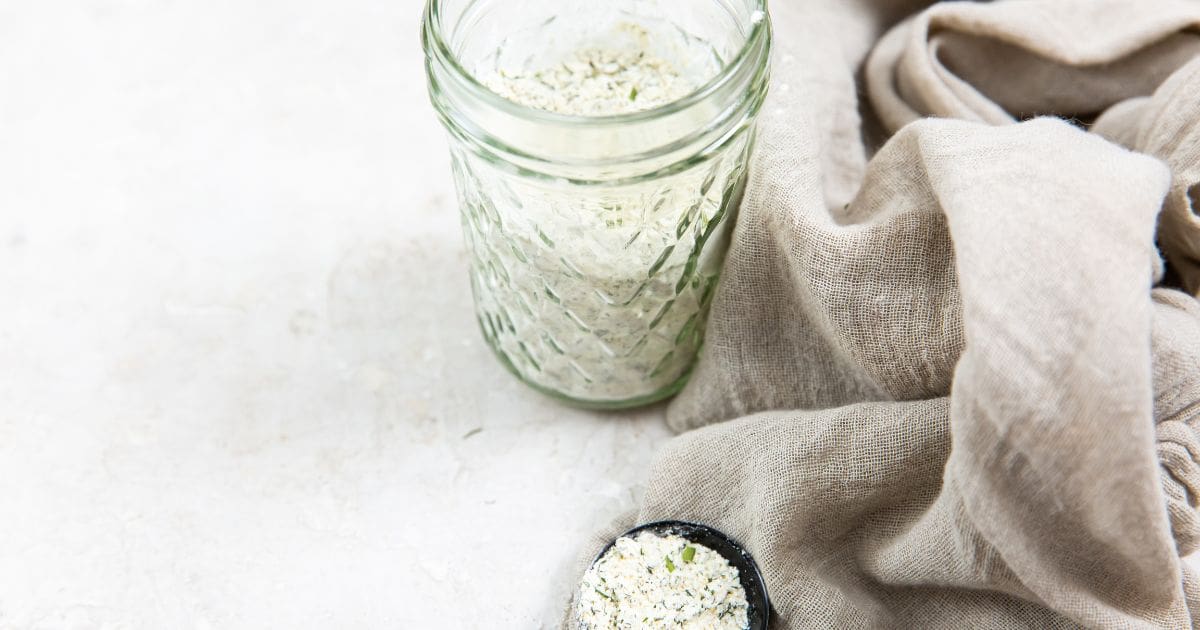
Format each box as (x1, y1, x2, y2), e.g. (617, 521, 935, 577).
(421, 0, 770, 126)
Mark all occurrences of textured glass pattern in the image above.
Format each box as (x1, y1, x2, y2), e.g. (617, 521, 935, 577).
(450, 131, 753, 405)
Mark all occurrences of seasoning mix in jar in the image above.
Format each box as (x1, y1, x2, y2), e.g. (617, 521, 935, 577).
(422, 0, 771, 408)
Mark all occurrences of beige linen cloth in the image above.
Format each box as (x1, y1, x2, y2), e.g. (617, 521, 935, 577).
(565, 0, 1200, 627)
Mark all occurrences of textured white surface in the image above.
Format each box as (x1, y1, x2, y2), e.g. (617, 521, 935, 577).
(0, 2, 672, 628)
(5, 3, 1196, 629)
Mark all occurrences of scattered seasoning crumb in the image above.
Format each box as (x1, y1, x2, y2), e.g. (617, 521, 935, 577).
(578, 531, 750, 629)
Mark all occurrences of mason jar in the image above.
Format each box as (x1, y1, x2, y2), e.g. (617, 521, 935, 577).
(422, 0, 770, 409)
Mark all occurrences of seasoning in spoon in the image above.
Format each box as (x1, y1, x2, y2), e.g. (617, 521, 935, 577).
(578, 531, 750, 629)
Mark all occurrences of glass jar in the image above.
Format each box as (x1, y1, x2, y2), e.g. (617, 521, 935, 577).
(422, 0, 770, 409)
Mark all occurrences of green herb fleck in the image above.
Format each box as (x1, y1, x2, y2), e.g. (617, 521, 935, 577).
(682, 545, 696, 563)
(629, 86, 638, 101)
(664, 555, 675, 572)
(594, 588, 614, 601)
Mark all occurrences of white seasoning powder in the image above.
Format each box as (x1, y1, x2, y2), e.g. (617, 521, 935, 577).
(578, 532, 751, 630)
(461, 23, 745, 403)
(483, 46, 696, 116)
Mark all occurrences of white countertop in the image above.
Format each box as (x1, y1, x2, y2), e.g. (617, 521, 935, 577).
(0, 2, 672, 627)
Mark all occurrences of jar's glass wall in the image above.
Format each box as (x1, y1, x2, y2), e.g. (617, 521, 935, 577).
(425, 0, 769, 408)
(450, 128, 753, 406)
